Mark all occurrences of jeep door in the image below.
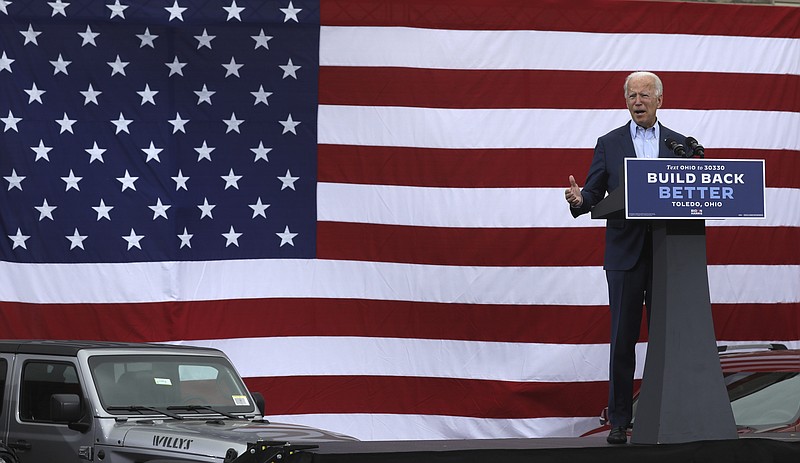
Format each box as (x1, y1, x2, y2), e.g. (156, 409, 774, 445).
(6, 355, 94, 463)
(0, 355, 9, 440)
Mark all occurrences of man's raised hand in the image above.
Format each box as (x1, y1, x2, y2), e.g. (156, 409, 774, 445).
(565, 175, 583, 208)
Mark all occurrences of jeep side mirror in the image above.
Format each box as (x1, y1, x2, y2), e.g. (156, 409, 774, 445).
(51, 393, 82, 423)
(252, 391, 266, 415)
(51, 394, 90, 432)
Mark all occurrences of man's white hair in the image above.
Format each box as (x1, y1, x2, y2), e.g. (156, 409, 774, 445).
(624, 71, 663, 97)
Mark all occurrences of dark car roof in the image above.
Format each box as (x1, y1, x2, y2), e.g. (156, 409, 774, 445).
(0, 340, 219, 357)
(720, 349, 800, 373)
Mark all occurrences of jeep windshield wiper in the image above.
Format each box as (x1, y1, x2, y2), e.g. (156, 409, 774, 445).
(166, 404, 241, 419)
(107, 405, 183, 420)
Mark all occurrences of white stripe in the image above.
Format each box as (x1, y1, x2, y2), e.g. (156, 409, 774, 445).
(318, 184, 799, 228)
(0, 260, 606, 305)
(264, 414, 599, 441)
(174, 337, 800, 383)
(177, 337, 631, 383)
(709, 265, 800, 304)
(1, 260, 798, 305)
(318, 106, 800, 151)
(320, 27, 800, 75)
(318, 184, 596, 228)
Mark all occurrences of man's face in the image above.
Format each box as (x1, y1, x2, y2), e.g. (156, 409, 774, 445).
(626, 76, 662, 128)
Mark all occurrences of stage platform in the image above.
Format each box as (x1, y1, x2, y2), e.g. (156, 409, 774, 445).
(311, 434, 800, 463)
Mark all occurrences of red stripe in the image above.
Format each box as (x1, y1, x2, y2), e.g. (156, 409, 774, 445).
(317, 223, 800, 266)
(2, 300, 797, 345)
(318, 223, 605, 266)
(0, 300, 610, 344)
(321, 0, 800, 38)
(713, 303, 800, 342)
(247, 375, 608, 419)
(318, 145, 593, 188)
(707, 227, 800, 266)
(319, 145, 800, 189)
(320, 68, 800, 112)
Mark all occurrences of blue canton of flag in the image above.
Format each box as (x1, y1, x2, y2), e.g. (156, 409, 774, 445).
(0, 0, 319, 263)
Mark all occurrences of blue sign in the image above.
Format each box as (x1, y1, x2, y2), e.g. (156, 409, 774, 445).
(625, 159, 766, 219)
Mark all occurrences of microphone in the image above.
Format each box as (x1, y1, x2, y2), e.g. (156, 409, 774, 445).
(685, 136, 705, 158)
(664, 138, 687, 157)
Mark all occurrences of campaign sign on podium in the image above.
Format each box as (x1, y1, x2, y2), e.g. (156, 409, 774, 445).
(624, 158, 766, 219)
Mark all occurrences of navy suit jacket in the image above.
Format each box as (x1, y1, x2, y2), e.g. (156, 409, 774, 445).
(570, 121, 686, 271)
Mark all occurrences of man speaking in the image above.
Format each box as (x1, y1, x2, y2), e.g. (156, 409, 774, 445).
(564, 71, 687, 445)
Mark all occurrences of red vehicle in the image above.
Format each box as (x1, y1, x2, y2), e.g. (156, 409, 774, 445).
(583, 344, 800, 437)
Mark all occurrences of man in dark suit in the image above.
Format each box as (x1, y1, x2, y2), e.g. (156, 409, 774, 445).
(564, 71, 686, 445)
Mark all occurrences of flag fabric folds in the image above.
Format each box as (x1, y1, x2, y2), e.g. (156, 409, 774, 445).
(1, 0, 799, 441)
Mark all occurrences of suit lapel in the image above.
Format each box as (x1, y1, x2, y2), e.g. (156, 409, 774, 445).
(619, 122, 636, 159)
(606, 123, 636, 191)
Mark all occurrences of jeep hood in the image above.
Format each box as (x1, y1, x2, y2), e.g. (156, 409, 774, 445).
(119, 418, 356, 459)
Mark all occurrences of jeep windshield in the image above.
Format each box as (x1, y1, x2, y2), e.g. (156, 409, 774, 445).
(89, 354, 256, 416)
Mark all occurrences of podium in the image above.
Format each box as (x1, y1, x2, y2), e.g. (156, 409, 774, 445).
(590, 158, 765, 444)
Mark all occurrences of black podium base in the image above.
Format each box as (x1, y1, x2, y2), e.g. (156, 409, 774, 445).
(631, 220, 737, 444)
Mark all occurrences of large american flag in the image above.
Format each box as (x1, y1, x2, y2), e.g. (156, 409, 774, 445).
(1, 0, 798, 441)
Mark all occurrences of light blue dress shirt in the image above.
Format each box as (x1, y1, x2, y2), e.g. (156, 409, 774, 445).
(629, 121, 660, 158)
